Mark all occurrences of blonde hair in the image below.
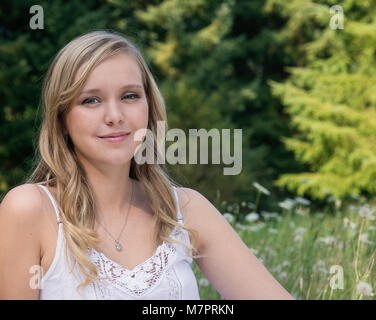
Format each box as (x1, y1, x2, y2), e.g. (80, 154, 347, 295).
(25, 30, 203, 294)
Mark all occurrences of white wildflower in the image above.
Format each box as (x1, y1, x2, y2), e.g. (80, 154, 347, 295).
(359, 233, 375, 245)
(295, 197, 311, 206)
(294, 234, 303, 243)
(318, 236, 337, 245)
(245, 212, 259, 223)
(358, 205, 375, 220)
(252, 182, 270, 196)
(235, 223, 248, 231)
(356, 281, 374, 297)
(261, 211, 282, 221)
(279, 199, 295, 211)
(295, 227, 307, 236)
(247, 224, 265, 232)
(282, 260, 291, 268)
(249, 247, 258, 255)
(268, 228, 279, 234)
(279, 271, 288, 280)
(271, 264, 282, 273)
(295, 208, 308, 216)
(223, 213, 234, 224)
(198, 278, 209, 287)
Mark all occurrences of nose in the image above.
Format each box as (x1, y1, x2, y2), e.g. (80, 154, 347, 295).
(104, 98, 124, 125)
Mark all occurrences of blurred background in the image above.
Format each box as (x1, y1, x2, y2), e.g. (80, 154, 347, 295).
(1, 0, 376, 212)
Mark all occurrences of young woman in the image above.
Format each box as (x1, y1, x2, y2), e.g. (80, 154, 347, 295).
(0, 30, 294, 300)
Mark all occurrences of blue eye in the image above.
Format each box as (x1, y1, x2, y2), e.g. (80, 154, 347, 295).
(82, 97, 99, 105)
(124, 93, 140, 100)
(81, 93, 140, 105)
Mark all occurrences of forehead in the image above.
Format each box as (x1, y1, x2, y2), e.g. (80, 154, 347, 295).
(74, 52, 143, 85)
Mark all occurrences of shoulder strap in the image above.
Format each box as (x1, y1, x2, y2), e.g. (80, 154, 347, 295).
(37, 184, 62, 225)
(172, 186, 183, 222)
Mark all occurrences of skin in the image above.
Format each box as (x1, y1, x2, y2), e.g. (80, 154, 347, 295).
(0, 52, 295, 300)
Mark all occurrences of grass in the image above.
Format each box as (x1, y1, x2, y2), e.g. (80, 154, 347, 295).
(191, 192, 376, 300)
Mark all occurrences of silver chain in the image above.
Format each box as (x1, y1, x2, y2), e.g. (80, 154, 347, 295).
(96, 179, 134, 252)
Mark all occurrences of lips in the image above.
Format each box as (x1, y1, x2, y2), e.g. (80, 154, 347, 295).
(99, 132, 130, 138)
(99, 132, 130, 143)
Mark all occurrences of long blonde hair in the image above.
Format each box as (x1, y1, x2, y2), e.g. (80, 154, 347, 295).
(25, 30, 202, 293)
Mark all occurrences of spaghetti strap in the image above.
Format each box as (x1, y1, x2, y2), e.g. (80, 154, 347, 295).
(37, 184, 62, 225)
(172, 186, 183, 222)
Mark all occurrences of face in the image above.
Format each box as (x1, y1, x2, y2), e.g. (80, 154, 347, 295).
(64, 52, 149, 168)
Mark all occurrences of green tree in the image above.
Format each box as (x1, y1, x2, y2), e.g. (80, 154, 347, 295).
(268, 0, 376, 200)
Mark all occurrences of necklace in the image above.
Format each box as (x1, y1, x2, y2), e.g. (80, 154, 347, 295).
(97, 179, 134, 252)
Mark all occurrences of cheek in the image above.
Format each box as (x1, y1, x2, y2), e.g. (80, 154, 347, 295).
(135, 102, 149, 128)
(65, 109, 96, 140)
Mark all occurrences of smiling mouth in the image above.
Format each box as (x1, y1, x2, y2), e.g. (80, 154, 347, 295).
(99, 133, 130, 143)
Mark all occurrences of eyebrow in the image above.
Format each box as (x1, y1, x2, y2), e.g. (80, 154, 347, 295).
(78, 84, 143, 96)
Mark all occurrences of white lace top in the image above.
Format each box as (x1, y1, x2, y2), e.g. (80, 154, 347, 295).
(37, 184, 200, 300)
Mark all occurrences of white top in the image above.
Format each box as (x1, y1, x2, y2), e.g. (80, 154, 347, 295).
(37, 184, 200, 300)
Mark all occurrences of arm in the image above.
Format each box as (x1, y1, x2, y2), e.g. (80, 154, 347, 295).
(0, 184, 43, 300)
(177, 187, 295, 300)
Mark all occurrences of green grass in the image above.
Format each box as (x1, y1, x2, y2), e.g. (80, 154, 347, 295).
(192, 195, 376, 300)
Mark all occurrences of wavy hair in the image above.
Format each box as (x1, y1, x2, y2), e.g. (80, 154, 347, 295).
(25, 30, 203, 294)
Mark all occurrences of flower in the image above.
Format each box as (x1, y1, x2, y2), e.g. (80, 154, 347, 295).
(245, 212, 259, 223)
(249, 247, 258, 255)
(358, 205, 375, 220)
(235, 223, 248, 231)
(295, 227, 307, 236)
(252, 182, 270, 196)
(223, 213, 234, 224)
(359, 233, 375, 245)
(198, 278, 209, 287)
(318, 236, 337, 245)
(268, 228, 279, 234)
(247, 223, 265, 232)
(261, 211, 282, 221)
(294, 234, 303, 243)
(295, 197, 311, 206)
(343, 217, 357, 229)
(281, 260, 291, 267)
(356, 281, 374, 297)
(279, 199, 295, 211)
(295, 208, 308, 216)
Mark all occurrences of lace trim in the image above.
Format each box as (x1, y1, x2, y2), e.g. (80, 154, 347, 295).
(90, 226, 183, 298)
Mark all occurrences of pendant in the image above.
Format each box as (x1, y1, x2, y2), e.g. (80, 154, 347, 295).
(115, 240, 122, 252)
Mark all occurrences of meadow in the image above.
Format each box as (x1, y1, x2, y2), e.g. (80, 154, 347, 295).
(192, 183, 376, 300)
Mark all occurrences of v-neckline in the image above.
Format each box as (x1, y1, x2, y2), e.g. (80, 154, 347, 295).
(91, 241, 168, 274)
(90, 225, 180, 273)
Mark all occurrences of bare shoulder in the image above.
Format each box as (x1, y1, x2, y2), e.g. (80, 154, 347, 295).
(174, 187, 222, 251)
(0, 183, 44, 220)
(0, 183, 44, 299)
(0, 183, 46, 246)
